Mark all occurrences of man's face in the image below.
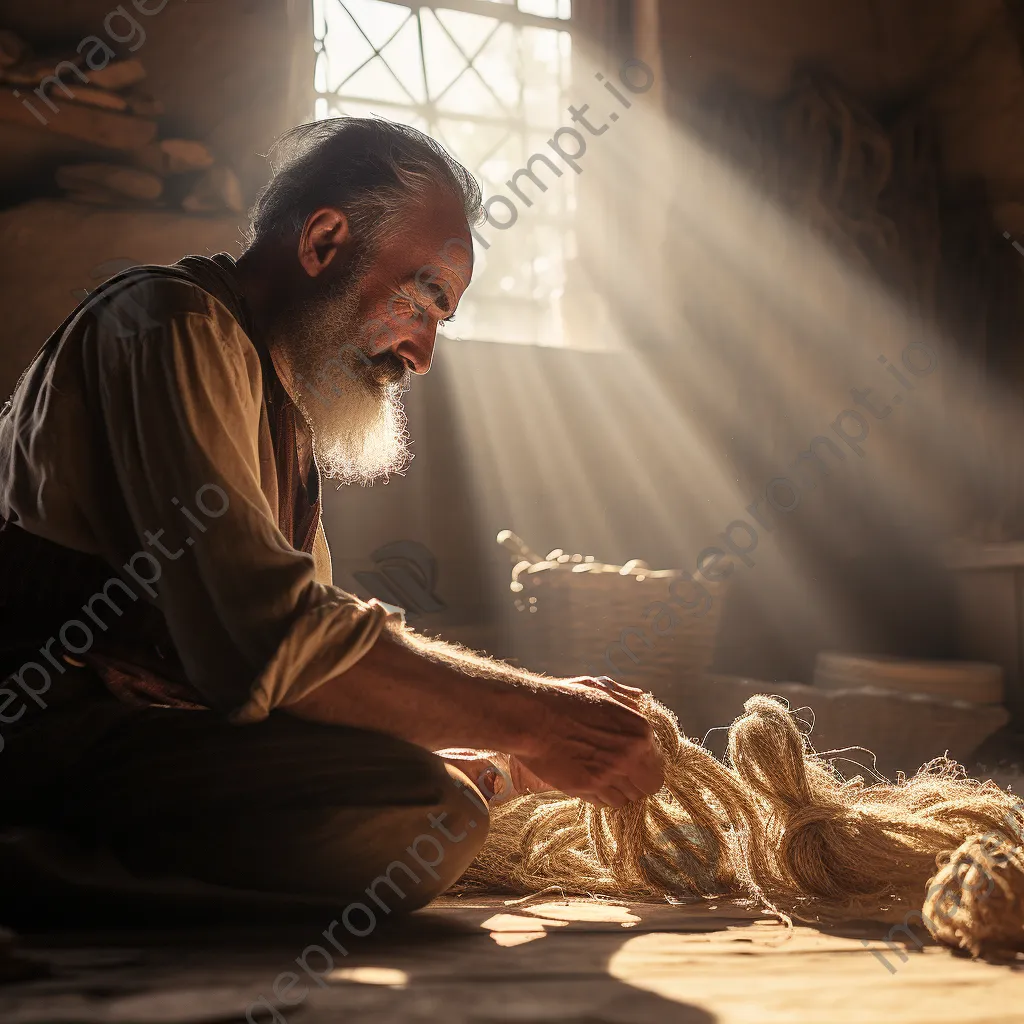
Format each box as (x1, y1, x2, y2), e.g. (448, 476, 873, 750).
(271, 192, 474, 485)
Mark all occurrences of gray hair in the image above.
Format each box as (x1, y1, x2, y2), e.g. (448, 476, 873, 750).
(247, 117, 483, 259)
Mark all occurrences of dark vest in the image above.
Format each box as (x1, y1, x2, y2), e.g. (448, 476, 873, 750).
(0, 255, 321, 710)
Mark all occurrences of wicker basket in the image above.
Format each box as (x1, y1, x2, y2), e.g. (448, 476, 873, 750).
(500, 532, 728, 706)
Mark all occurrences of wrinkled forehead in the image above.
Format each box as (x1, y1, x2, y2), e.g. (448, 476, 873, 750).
(434, 234, 474, 289)
(383, 191, 475, 288)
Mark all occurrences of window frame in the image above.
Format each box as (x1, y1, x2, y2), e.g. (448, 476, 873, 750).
(313, 0, 582, 348)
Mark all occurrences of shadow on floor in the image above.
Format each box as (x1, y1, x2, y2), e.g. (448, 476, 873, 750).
(0, 896, 733, 1024)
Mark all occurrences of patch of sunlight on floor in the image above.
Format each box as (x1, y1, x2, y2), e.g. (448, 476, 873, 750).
(522, 900, 641, 925)
(327, 966, 409, 988)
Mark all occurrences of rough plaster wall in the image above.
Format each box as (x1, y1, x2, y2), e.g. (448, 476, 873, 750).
(651, 0, 1024, 231)
(0, 200, 242, 395)
(655, 0, 1005, 106)
(924, 3, 1024, 235)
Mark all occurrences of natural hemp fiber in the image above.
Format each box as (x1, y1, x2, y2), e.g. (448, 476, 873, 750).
(458, 694, 1024, 958)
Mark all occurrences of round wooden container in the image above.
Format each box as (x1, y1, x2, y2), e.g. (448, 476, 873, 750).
(814, 651, 1005, 705)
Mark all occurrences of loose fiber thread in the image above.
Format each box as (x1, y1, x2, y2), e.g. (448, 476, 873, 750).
(458, 694, 1024, 954)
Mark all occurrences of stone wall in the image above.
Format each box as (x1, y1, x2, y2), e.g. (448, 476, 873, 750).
(0, 0, 311, 199)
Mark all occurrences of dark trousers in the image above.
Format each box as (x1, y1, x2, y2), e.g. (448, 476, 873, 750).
(0, 669, 490, 927)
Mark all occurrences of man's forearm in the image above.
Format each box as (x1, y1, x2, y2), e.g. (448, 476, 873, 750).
(285, 622, 666, 808)
(283, 623, 550, 755)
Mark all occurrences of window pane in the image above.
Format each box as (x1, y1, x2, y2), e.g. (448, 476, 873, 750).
(453, 217, 569, 347)
(379, 15, 426, 104)
(436, 68, 509, 119)
(521, 27, 568, 123)
(420, 9, 470, 101)
(464, 21, 520, 113)
(477, 133, 527, 196)
(315, 1, 376, 92)
(331, 98, 428, 132)
(434, 7, 504, 55)
(342, 56, 414, 105)
(424, 11, 518, 117)
(521, 131, 576, 217)
(517, 0, 560, 18)
(435, 119, 514, 190)
(342, 0, 412, 49)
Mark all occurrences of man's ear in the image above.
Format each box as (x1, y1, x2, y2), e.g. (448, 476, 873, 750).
(298, 207, 351, 278)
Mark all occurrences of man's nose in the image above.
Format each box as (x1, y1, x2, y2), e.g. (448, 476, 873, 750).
(395, 327, 437, 375)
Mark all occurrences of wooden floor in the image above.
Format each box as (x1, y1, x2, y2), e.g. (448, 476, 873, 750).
(2, 896, 1022, 1023)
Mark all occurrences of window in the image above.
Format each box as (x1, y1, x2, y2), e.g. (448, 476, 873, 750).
(313, 0, 579, 347)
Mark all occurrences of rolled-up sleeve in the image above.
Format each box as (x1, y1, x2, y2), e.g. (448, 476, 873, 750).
(65, 290, 393, 718)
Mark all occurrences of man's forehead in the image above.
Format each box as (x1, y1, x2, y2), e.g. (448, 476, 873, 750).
(381, 235, 472, 292)
(433, 236, 473, 286)
(391, 195, 474, 285)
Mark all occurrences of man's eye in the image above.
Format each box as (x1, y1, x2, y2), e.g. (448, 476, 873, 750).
(434, 288, 452, 314)
(418, 282, 451, 314)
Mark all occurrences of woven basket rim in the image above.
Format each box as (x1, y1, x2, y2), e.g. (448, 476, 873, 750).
(511, 559, 697, 585)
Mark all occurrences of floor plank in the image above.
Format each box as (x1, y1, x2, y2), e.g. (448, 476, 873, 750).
(1, 898, 1021, 1023)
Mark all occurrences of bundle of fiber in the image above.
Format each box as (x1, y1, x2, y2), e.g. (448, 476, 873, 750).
(924, 835, 1024, 956)
(727, 696, 1022, 924)
(457, 694, 1024, 951)
(459, 702, 762, 900)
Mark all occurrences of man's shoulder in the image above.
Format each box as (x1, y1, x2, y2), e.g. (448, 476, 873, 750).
(83, 265, 220, 325)
(80, 260, 251, 348)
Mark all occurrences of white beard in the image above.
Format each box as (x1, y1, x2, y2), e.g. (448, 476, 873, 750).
(275, 281, 414, 486)
(296, 367, 412, 486)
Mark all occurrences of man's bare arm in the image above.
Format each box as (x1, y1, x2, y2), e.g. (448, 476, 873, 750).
(284, 624, 665, 807)
(284, 624, 544, 754)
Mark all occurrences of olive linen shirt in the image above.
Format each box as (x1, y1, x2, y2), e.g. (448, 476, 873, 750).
(0, 255, 394, 723)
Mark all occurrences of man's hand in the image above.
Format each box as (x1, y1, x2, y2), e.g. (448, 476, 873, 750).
(506, 755, 554, 799)
(288, 626, 664, 808)
(512, 676, 665, 808)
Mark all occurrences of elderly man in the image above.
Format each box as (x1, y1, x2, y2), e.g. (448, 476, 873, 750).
(0, 118, 662, 917)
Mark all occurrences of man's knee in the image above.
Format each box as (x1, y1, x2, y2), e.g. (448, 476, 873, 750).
(399, 762, 489, 906)
(436, 762, 491, 865)
(327, 760, 489, 914)
(126, 744, 493, 911)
